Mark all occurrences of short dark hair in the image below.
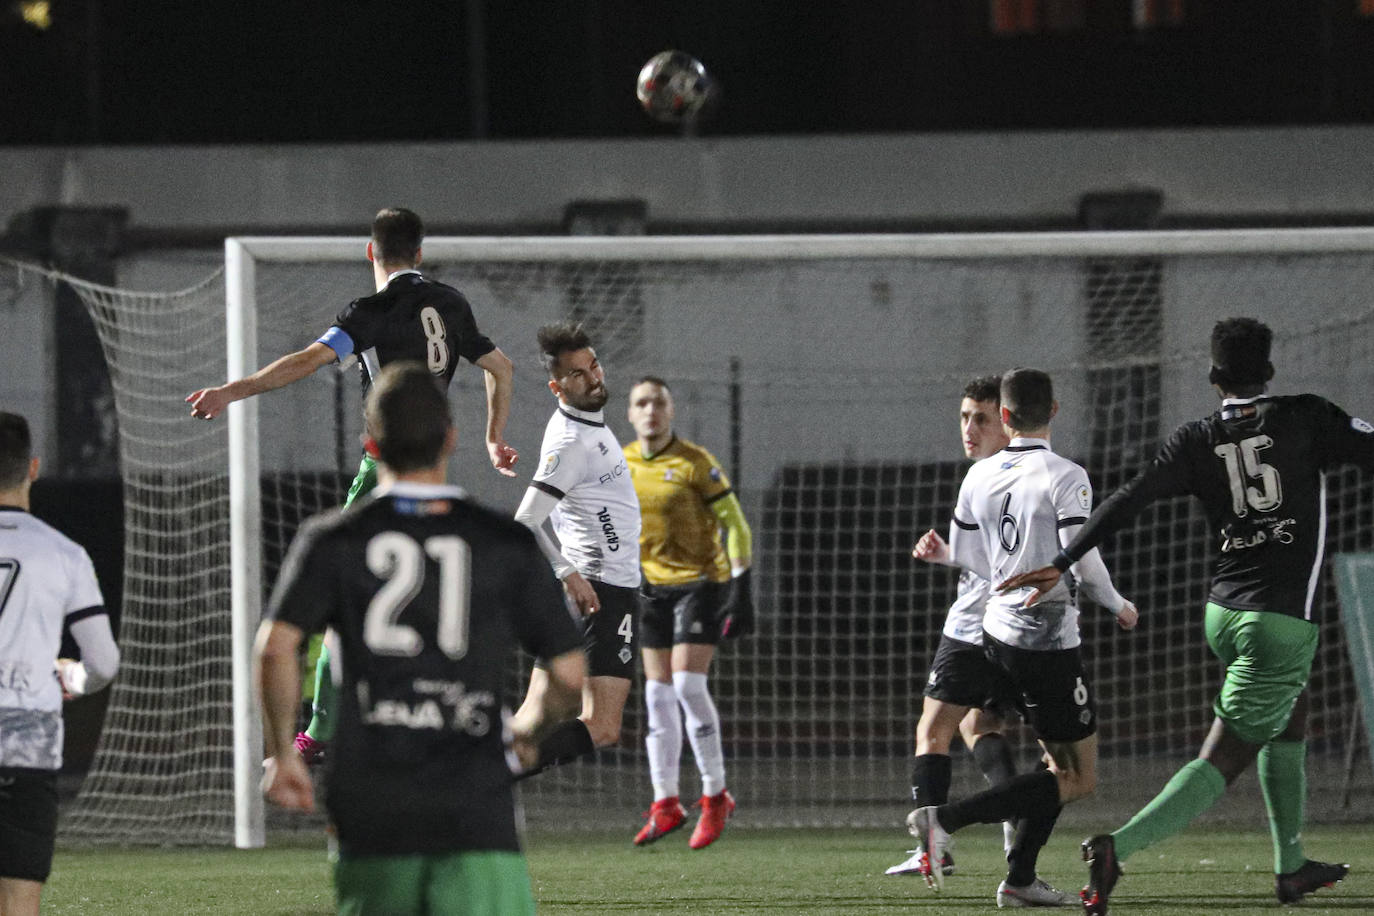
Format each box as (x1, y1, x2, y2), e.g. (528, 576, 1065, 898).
(371, 208, 424, 265)
(1001, 368, 1054, 431)
(536, 322, 594, 377)
(0, 412, 32, 489)
(962, 375, 1001, 405)
(364, 362, 451, 473)
(1210, 317, 1274, 389)
(632, 375, 671, 393)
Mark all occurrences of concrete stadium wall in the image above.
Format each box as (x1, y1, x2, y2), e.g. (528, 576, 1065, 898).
(4, 126, 1374, 479)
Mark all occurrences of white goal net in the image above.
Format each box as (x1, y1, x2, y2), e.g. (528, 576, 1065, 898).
(14, 230, 1374, 846)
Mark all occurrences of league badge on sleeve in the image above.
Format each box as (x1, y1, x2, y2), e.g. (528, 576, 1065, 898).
(540, 453, 560, 478)
(1078, 485, 1092, 510)
(709, 466, 722, 481)
(1353, 417, 1373, 434)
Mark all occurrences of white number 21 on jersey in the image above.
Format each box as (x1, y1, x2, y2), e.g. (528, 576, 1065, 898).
(364, 532, 470, 659)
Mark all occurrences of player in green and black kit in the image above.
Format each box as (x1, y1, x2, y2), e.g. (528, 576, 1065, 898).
(188, 208, 518, 762)
(1002, 317, 1373, 913)
(256, 363, 583, 916)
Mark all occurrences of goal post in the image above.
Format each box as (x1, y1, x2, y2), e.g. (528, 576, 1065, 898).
(23, 227, 1374, 847)
(224, 239, 264, 848)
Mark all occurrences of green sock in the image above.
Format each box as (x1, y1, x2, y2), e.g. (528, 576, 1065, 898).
(304, 643, 336, 742)
(1112, 758, 1226, 861)
(1259, 740, 1307, 874)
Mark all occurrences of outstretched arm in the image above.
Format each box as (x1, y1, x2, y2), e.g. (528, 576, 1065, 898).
(998, 524, 1138, 630)
(187, 342, 337, 420)
(475, 347, 518, 476)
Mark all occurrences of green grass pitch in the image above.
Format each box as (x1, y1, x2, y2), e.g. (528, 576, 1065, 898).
(44, 824, 1369, 914)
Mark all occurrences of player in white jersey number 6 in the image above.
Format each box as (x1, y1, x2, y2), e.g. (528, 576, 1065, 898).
(890, 376, 1072, 908)
(906, 369, 1137, 905)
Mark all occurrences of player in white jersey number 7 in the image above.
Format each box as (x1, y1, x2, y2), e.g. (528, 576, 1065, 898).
(906, 369, 1137, 908)
(0, 412, 120, 916)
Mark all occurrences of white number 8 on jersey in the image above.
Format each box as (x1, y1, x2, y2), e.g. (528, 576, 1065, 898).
(419, 306, 450, 374)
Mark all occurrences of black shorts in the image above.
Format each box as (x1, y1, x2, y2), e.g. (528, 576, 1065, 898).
(922, 634, 1017, 713)
(639, 579, 730, 650)
(580, 581, 639, 679)
(983, 633, 1097, 743)
(0, 767, 58, 882)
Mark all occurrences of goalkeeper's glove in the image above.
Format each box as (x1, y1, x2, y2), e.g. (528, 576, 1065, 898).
(719, 568, 755, 639)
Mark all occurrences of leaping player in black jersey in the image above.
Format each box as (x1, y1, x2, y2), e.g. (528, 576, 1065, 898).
(513, 323, 643, 775)
(1002, 318, 1368, 913)
(188, 208, 518, 764)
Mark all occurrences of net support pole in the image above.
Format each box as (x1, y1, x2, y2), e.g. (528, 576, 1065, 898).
(1335, 553, 1374, 789)
(225, 239, 265, 849)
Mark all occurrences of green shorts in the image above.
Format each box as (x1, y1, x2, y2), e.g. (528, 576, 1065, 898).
(345, 454, 379, 507)
(335, 849, 534, 916)
(1205, 602, 1318, 745)
(303, 454, 379, 704)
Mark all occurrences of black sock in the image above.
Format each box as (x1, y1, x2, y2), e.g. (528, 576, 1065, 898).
(911, 753, 953, 806)
(937, 769, 1059, 833)
(517, 719, 595, 780)
(1006, 806, 1061, 886)
(971, 733, 1017, 787)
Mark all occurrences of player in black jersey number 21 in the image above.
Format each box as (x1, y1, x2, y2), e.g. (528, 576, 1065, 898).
(256, 363, 584, 916)
(1003, 318, 1370, 913)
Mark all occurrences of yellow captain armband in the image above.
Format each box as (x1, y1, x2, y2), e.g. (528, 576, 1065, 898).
(709, 491, 753, 567)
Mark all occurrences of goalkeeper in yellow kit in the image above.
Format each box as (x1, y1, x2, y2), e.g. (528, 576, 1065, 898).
(624, 377, 753, 850)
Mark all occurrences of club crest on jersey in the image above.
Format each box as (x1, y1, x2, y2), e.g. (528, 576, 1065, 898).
(597, 441, 609, 455)
(1354, 417, 1373, 434)
(541, 453, 560, 475)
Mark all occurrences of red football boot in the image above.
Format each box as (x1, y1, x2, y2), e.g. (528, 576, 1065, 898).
(634, 797, 687, 846)
(688, 790, 736, 850)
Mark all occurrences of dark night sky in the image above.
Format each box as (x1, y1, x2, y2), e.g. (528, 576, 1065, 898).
(3, 1, 1374, 145)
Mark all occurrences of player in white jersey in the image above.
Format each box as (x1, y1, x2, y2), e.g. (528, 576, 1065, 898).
(0, 413, 119, 916)
(513, 323, 643, 774)
(907, 369, 1138, 899)
(888, 376, 1073, 907)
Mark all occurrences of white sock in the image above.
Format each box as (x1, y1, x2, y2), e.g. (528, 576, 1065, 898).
(644, 678, 682, 801)
(673, 670, 726, 797)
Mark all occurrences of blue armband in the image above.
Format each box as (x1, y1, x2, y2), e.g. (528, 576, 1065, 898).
(317, 326, 355, 360)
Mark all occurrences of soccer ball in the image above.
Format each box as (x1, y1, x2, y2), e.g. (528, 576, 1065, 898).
(636, 51, 717, 124)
